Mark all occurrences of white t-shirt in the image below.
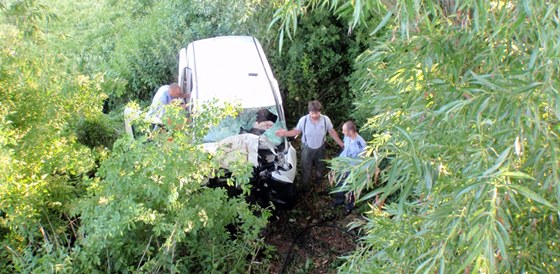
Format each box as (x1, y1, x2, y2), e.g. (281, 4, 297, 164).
(295, 114, 333, 149)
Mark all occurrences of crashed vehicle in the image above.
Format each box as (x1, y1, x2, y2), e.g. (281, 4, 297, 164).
(155, 36, 297, 208)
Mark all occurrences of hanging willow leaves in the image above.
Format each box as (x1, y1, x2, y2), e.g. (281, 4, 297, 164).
(272, 0, 560, 272)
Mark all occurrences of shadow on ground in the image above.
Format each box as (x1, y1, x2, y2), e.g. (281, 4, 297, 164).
(263, 180, 364, 274)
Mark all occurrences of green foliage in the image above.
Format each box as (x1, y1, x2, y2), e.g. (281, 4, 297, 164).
(71, 102, 270, 272)
(269, 8, 364, 127)
(324, 0, 560, 273)
(0, 0, 58, 38)
(0, 5, 106, 271)
(75, 114, 119, 149)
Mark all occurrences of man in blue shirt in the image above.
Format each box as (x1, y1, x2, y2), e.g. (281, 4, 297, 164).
(146, 83, 189, 130)
(332, 120, 366, 214)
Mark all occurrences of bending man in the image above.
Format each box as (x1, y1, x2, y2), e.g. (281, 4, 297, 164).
(146, 83, 189, 131)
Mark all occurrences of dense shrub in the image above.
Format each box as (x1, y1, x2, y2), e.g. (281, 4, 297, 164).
(269, 9, 364, 127)
(0, 3, 104, 270)
(272, 0, 560, 273)
(71, 103, 270, 272)
(75, 115, 119, 149)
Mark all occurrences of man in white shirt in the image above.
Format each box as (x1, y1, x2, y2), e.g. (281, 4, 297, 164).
(275, 100, 344, 193)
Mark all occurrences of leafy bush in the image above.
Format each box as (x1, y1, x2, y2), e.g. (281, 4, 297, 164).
(0, 4, 105, 270)
(268, 8, 363, 127)
(272, 0, 560, 273)
(71, 102, 271, 272)
(75, 115, 119, 149)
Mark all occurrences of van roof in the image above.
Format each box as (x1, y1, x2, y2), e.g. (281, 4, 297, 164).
(189, 36, 278, 108)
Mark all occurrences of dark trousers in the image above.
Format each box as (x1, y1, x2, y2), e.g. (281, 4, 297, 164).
(334, 173, 355, 210)
(300, 144, 326, 192)
(151, 123, 164, 132)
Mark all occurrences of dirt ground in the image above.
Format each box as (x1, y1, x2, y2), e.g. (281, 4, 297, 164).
(262, 180, 365, 274)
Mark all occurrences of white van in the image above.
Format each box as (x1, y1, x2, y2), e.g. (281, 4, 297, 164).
(125, 36, 298, 207)
(178, 36, 297, 207)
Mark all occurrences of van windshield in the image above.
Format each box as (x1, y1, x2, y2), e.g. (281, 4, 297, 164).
(203, 106, 283, 146)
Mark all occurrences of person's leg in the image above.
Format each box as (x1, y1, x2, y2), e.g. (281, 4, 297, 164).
(345, 191, 355, 213)
(333, 180, 346, 206)
(313, 145, 326, 185)
(300, 146, 312, 193)
(307, 147, 318, 185)
(151, 123, 164, 132)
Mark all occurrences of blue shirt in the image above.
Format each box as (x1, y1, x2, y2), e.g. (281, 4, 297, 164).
(340, 134, 366, 158)
(146, 85, 177, 124)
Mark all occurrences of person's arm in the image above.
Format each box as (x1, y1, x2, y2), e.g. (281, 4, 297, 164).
(179, 92, 191, 108)
(276, 116, 305, 137)
(275, 128, 302, 137)
(179, 92, 191, 99)
(328, 128, 344, 148)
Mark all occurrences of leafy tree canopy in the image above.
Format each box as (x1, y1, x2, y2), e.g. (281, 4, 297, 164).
(1, 1, 275, 272)
(272, 0, 560, 272)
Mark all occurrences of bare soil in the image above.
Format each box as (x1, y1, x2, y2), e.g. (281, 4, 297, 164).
(263, 181, 364, 274)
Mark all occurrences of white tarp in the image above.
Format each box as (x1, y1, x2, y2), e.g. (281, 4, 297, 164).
(202, 133, 260, 168)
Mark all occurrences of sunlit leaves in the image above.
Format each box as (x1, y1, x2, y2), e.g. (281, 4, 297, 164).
(0, 2, 110, 271)
(1, 0, 59, 39)
(276, 0, 560, 273)
(73, 102, 268, 272)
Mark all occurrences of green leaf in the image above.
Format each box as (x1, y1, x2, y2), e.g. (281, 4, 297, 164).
(470, 71, 501, 91)
(481, 147, 511, 177)
(508, 184, 556, 210)
(500, 171, 534, 180)
(371, 11, 393, 36)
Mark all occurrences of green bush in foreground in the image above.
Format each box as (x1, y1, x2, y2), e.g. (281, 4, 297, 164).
(70, 103, 271, 273)
(1, 5, 105, 270)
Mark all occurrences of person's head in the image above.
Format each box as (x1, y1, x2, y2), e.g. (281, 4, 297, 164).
(256, 108, 277, 123)
(342, 120, 357, 137)
(308, 100, 322, 120)
(168, 83, 183, 98)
